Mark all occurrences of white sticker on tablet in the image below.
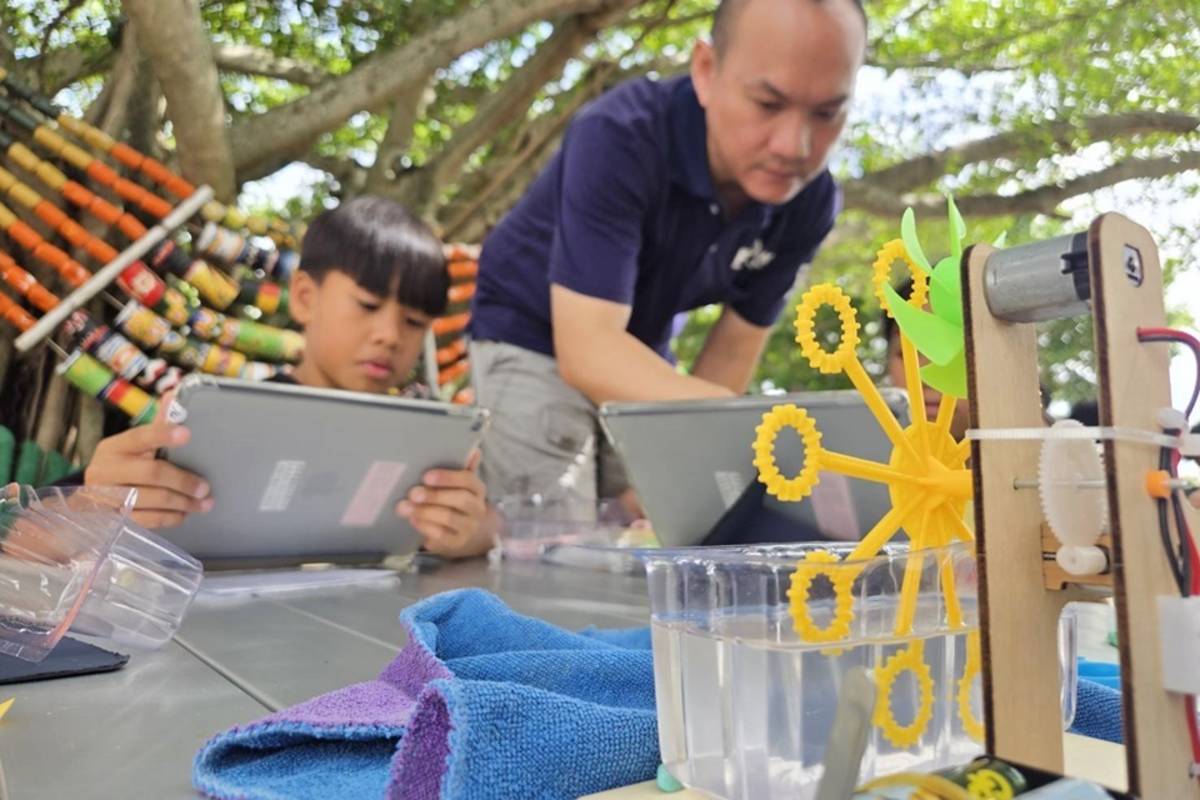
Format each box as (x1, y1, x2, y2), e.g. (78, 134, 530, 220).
(810, 471, 860, 541)
(259, 460, 306, 512)
(715, 470, 750, 510)
(341, 461, 407, 528)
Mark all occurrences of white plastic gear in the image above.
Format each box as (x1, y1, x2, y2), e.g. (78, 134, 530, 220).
(1038, 419, 1109, 547)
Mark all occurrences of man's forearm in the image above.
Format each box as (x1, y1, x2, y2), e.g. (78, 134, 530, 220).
(690, 308, 771, 394)
(557, 329, 734, 405)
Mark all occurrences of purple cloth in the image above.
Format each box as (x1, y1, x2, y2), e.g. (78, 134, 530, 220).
(193, 589, 658, 799)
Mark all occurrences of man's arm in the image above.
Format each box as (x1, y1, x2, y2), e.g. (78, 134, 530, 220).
(690, 306, 772, 394)
(552, 284, 734, 405)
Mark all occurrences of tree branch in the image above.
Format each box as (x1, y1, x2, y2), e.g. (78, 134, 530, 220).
(856, 112, 1200, 194)
(304, 153, 369, 196)
(846, 151, 1200, 217)
(364, 72, 434, 196)
(213, 43, 331, 86)
(396, 5, 635, 215)
(121, 0, 236, 200)
(228, 0, 634, 179)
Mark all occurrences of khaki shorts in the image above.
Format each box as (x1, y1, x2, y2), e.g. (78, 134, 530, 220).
(470, 340, 629, 516)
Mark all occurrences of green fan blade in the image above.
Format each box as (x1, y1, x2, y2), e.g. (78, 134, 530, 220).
(992, 230, 1008, 248)
(883, 283, 962, 366)
(921, 351, 968, 399)
(900, 208, 932, 273)
(947, 196, 966, 260)
(929, 258, 963, 329)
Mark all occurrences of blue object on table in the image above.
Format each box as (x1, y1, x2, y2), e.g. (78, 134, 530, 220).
(1069, 658, 1124, 744)
(1077, 658, 1121, 691)
(194, 589, 660, 799)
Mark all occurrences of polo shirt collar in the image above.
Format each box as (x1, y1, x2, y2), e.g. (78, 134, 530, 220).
(668, 77, 778, 229)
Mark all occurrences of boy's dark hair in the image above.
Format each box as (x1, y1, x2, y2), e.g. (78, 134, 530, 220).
(881, 276, 913, 347)
(713, 0, 866, 54)
(300, 196, 449, 317)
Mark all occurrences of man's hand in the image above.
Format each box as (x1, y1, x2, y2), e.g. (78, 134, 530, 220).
(83, 396, 212, 529)
(396, 449, 496, 559)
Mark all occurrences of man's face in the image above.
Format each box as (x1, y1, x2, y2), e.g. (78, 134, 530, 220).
(289, 270, 432, 394)
(692, 0, 864, 207)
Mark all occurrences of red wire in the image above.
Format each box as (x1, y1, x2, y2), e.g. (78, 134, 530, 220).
(1137, 330, 1200, 772)
(1174, 449, 1200, 772)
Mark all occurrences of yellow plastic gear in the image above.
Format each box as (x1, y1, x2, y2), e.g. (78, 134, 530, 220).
(787, 550, 858, 643)
(874, 642, 935, 748)
(957, 631, 985, 743)
(753, 404, 822, 501)
(793, 284, 860, 374)
(966, 769, 1016, 799)
(872, 239, 929, 318)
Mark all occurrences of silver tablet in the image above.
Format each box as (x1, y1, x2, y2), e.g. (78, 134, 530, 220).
(600, 389, 910, 547)
(163, 375, 488, 565)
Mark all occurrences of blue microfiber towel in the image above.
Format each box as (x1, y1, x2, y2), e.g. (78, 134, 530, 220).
(193, 589, 660, 800)
(1069, 673, 1124, 744)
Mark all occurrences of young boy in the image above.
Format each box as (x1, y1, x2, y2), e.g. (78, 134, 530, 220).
(82, 197, 496, 559)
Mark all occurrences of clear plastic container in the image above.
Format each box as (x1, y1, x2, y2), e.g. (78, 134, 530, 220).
(643, 542, 1077, 800)
(493, 491, 654, 569)
(0, 483, 202, 661)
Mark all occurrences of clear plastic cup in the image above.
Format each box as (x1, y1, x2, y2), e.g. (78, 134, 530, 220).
(0, 483, 202, 661)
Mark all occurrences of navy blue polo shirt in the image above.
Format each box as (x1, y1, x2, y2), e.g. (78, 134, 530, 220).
(470, 75, 840, 359)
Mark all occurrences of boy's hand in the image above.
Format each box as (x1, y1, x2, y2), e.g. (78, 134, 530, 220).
(396, 449, 495, 559)
(83, 394, 212, 529)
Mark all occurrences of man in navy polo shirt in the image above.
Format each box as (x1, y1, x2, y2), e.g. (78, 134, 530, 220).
(470, 0, 866, 516)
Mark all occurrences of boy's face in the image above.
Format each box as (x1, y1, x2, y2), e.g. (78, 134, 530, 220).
(289, 269, 433, 394)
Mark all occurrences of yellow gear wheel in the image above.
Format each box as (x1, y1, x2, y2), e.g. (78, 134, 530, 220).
(753, 404, 822, 501)
(957, 631, 985, 743)
(794, 284, 860, 374)
(787, 550, 858, 643)
(872, 239, 929, 318)
(874, 642, 935, 748)
(966, 769, 1016, 799)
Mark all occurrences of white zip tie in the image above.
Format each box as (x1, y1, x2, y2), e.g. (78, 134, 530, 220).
(966, 425, 1180, 449)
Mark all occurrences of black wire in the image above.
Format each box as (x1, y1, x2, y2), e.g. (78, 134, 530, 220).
(1158, 441, 1188, 595)
(1167, 440, 1195, 597)
(1172, 490, 1192, 596)
(1136, 332, 1200, 422)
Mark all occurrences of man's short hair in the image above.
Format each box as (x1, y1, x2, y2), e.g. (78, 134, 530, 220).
(712, 0, 867, 55)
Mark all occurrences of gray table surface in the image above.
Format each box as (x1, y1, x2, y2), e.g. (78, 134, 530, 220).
(0, 557, 1119, 800)
(0, 556, 653, 800)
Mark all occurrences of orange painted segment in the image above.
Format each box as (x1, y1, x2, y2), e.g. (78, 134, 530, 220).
(447, 283, 476, 304)
(436, 338, 468, 366)
(432, 312, 470, 336)
(109, 142, 143, 169)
